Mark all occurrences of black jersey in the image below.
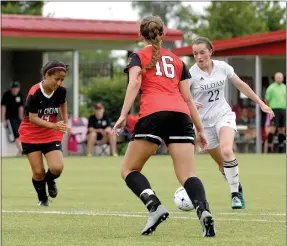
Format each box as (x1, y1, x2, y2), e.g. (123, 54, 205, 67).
(19, 82, 66, 143)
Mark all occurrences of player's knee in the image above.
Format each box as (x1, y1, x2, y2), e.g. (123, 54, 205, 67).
(268, 133, 274, 143)
(33, 168, 45, 180)
(49, 165, 63, 175)
(220, 145, 234, 159)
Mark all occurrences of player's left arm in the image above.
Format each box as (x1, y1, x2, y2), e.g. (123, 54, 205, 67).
(231, 74, 264, 105)
(231, 74, 274, 118)
(59, 88, 68, 124)
(60, 102, 68, 124)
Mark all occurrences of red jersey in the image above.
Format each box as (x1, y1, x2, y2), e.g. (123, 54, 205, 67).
(124, 46, 191, 119)
(19, 82, 67, 144)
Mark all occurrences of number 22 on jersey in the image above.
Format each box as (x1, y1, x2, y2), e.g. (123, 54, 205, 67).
(155, 56, 175, 79)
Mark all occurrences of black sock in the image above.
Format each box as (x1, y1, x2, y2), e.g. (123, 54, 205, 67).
(267, 133, 274, 152)
(32, 179, 47, 201)
(45, 169, 60, 183)
(184, 177, 210, 218)
(125, 171, 161, 212)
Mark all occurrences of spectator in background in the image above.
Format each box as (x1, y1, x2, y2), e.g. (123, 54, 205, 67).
(265, 72, 286, 153)
(236, 108, 256, 142)
(1, 81, 24, 155)
(86, 103, 118, 157)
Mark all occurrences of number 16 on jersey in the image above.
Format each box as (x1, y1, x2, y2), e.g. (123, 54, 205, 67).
(155, 56, 175, 79)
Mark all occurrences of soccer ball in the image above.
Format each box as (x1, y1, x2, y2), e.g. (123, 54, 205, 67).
(174, 186, 194, 211)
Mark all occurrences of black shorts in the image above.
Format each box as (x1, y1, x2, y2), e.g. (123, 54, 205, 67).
(131, 111, 195, 146)
(21, 141, 62, 155)
(7, 118, 21, 139)
(271, 109, 286, 128)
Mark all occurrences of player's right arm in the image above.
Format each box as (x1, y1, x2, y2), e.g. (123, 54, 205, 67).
(179, 79, 204, 133)
(180, 78, 208, 151)
(27, 95, 66, 132)
(179, 62, 204, 132)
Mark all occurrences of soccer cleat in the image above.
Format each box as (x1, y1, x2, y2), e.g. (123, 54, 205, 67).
(231, 193, 243, 209)
(47, 180, 58, 198)
(38, 200, 49, 206)
(199, 210, 216, 237)
(238, 183, 246, 209)
(141, 205, 169, 235)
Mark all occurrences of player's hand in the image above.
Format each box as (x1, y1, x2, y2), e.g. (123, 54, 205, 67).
(112, 115, 127, 136)
(196, 131, 208, 152)
(259, 102, 275, 119)
(194, 101, 204, 109)
(53, 121, 68, 133)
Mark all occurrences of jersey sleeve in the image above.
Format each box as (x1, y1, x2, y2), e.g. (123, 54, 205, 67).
(59, 87, 67, 105)
(26, 95, 39, 114)
(188, 67, 195, 88)
(222, 61, 235, 79)
(124, 53, 142, 73)
(1, 92, 8, 106)
(180, 61, 192, 81)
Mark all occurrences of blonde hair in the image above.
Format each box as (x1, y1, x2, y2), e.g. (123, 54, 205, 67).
(139, 16, 164, 75)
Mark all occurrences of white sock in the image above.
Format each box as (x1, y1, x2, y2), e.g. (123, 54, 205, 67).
(224, 159, 239, 193)
(221, 171, 227, 180)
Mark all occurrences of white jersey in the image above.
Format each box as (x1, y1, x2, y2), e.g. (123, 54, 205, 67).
(189, 60, 234, 127)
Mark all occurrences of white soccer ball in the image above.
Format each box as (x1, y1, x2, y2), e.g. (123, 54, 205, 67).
(174, 186, 194, 211)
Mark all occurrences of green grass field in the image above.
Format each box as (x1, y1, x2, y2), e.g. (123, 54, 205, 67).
(2, 154, 286, 246)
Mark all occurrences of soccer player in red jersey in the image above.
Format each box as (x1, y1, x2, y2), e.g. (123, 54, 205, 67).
(113, 16, 216, 237)
(19, 60, 69, 206)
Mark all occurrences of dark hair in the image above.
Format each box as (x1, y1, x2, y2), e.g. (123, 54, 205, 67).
(10, 81, 20, 88)
(41, 60, 69, 77)
(191, 37, 214, 54)
(139, 16, 164, 75)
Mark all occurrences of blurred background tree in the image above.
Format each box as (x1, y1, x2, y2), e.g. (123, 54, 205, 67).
(1, 1, 44, 15)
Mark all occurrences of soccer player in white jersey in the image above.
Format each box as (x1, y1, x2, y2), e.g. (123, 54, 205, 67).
(189, 37, 274, 209)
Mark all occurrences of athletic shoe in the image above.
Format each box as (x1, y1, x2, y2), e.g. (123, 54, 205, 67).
(38, 200, 49, 206)
(238, 183, 246, 209)
(141, 205, 169, 235)
(231, 193, 243, 209)
(199, 210, 216, 237)
(47, 180, 58, 198)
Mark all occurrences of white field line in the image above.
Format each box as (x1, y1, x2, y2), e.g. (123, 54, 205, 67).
(2, 210, 285, 223)
(84, 211, 285, 216)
